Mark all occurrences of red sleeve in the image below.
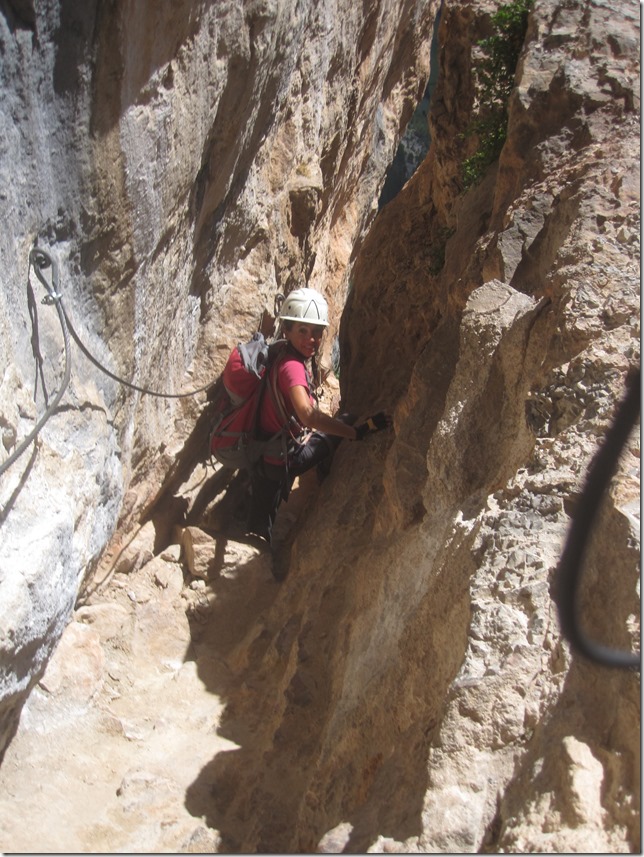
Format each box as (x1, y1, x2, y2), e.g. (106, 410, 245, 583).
(278, 357, 310, 397)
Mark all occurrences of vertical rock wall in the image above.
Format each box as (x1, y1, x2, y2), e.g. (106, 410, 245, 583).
(185, 0, 639, 852)
(0, 0, 436, 753)
(0, 0, 638, 852)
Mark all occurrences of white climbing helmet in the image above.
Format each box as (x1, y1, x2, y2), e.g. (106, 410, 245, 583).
(279, 287, 329, 327)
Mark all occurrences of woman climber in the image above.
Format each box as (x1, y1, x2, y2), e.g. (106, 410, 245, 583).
(246, 286, 391, 561)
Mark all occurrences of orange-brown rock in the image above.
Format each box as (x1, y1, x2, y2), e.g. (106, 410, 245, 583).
(0, 0, 638, 853)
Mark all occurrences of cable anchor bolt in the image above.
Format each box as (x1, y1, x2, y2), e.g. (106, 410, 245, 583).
(42, 292, 62, 305)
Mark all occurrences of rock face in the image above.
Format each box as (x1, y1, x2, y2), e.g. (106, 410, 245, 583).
(0, 0, 639, 854)
(0, 0, 435, 749)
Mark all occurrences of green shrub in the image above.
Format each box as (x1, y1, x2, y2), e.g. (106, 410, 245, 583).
(461, 0, 533, 188)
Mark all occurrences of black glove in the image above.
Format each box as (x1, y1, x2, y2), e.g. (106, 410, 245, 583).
(354, 412, 389, 440)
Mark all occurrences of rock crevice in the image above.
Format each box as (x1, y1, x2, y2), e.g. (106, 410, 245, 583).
(0, 0, 639, 853)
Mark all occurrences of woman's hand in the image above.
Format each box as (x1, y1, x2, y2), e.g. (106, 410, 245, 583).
(354, 411, 392, 440)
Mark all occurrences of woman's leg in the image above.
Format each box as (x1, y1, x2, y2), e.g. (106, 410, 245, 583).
(247, 460, 288, 547)
(247, 414, 355, 548)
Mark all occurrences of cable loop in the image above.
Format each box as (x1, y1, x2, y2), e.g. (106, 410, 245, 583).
(1, 244, 216, 478)
(0, 247, 71, 478)
(3, 244, 286, 480)
(29, 245, 217, 399)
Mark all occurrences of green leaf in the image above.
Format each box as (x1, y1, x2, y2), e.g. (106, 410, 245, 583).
(460, 0, 533, 188)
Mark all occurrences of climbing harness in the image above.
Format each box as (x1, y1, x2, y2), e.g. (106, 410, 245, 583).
(0, 244, 215, 478)
(554, 366, 641, 671)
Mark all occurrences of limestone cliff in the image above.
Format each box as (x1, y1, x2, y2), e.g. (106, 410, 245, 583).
(0, 0, 435, 749)
(0, 0, 639, 853)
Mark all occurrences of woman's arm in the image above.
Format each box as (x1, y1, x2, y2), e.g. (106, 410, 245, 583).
(289, 385, 357, 440)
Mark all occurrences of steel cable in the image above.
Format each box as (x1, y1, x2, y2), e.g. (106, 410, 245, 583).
(0, 249, 71, 478)
(0, 245, 214, 480)
(3, 248, 640, 674)
(554, 367, 641, 670)
(61, 304, 213, 399)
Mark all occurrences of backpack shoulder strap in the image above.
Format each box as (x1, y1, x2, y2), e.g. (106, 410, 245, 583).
(266, 349, 293, 428)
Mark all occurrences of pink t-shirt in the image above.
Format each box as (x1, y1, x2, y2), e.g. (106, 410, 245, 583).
(260, 353, 313, 436)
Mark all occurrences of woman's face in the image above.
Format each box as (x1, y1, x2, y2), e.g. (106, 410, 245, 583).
(285, 322, 325, 358)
